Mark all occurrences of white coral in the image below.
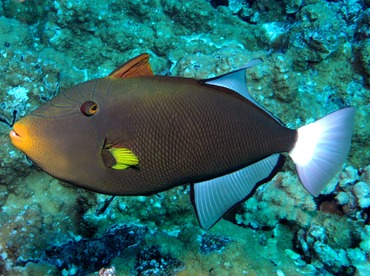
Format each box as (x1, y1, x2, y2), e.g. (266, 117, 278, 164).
(353, 181, 370, 208)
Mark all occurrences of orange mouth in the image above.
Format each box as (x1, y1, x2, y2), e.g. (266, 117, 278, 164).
(10, 129, 21, 139)
(9, 122, 28, 151)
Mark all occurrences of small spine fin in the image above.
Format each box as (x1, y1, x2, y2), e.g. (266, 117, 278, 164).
(289, 107, 355, 196)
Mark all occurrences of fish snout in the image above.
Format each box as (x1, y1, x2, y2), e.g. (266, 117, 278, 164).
(9, 122, 29, 151)
(10, 129, 21, 141)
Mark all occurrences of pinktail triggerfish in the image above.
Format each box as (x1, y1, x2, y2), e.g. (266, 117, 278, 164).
(9, 54, 355, 229)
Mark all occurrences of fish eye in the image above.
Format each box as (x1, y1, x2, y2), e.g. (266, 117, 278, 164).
(80, 101, 98, 117)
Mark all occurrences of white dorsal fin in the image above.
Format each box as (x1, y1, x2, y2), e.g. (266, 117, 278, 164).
(204, 59, 262, 103)
(203, 59, 281, 124)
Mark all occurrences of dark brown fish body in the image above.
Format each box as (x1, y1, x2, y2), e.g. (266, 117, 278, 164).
(10, 54, 355, 228)
(95, 76, 296, 195)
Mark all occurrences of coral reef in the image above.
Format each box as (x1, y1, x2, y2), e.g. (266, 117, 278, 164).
(200, 233, 233, 254)
(18, 224, 148, 276)
(135, 246, 184, 276)
(0, 0, 369, 275)
(236, 166, 370, 274)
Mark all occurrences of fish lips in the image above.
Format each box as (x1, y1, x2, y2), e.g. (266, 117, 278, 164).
(9, 122, 28, 150)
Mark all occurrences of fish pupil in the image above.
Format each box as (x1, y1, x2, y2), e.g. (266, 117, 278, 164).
(90, 104, 97, 113)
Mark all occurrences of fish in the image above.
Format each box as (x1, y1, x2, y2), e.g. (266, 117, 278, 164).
(9, 53, 355, 229)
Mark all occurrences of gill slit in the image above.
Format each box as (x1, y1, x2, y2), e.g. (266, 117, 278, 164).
(76, 84, 87, 101)
(31, 111, 81, 119)
(91, 114, 108, 150)
(95, 79, 113, 149)
(49, 99, 78, 109)
(61, 89, 81, 104)
(92, 79, 98, 101)
(100, 80, 113, 105)
(96, 128, 106, 149)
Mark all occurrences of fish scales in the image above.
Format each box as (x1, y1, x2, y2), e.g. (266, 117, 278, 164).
(97, 76, 297, 194)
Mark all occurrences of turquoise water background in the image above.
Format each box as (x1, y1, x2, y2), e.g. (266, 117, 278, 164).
(0, 1, 369, 275)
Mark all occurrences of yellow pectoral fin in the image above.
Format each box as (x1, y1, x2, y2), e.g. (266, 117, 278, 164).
(109, 147, 139, 170)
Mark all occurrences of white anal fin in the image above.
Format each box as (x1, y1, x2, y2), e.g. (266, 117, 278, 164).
(192, 154, 284, 229)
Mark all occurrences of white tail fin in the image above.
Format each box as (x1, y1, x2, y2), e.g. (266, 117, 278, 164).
(289, 107, 355, 196)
